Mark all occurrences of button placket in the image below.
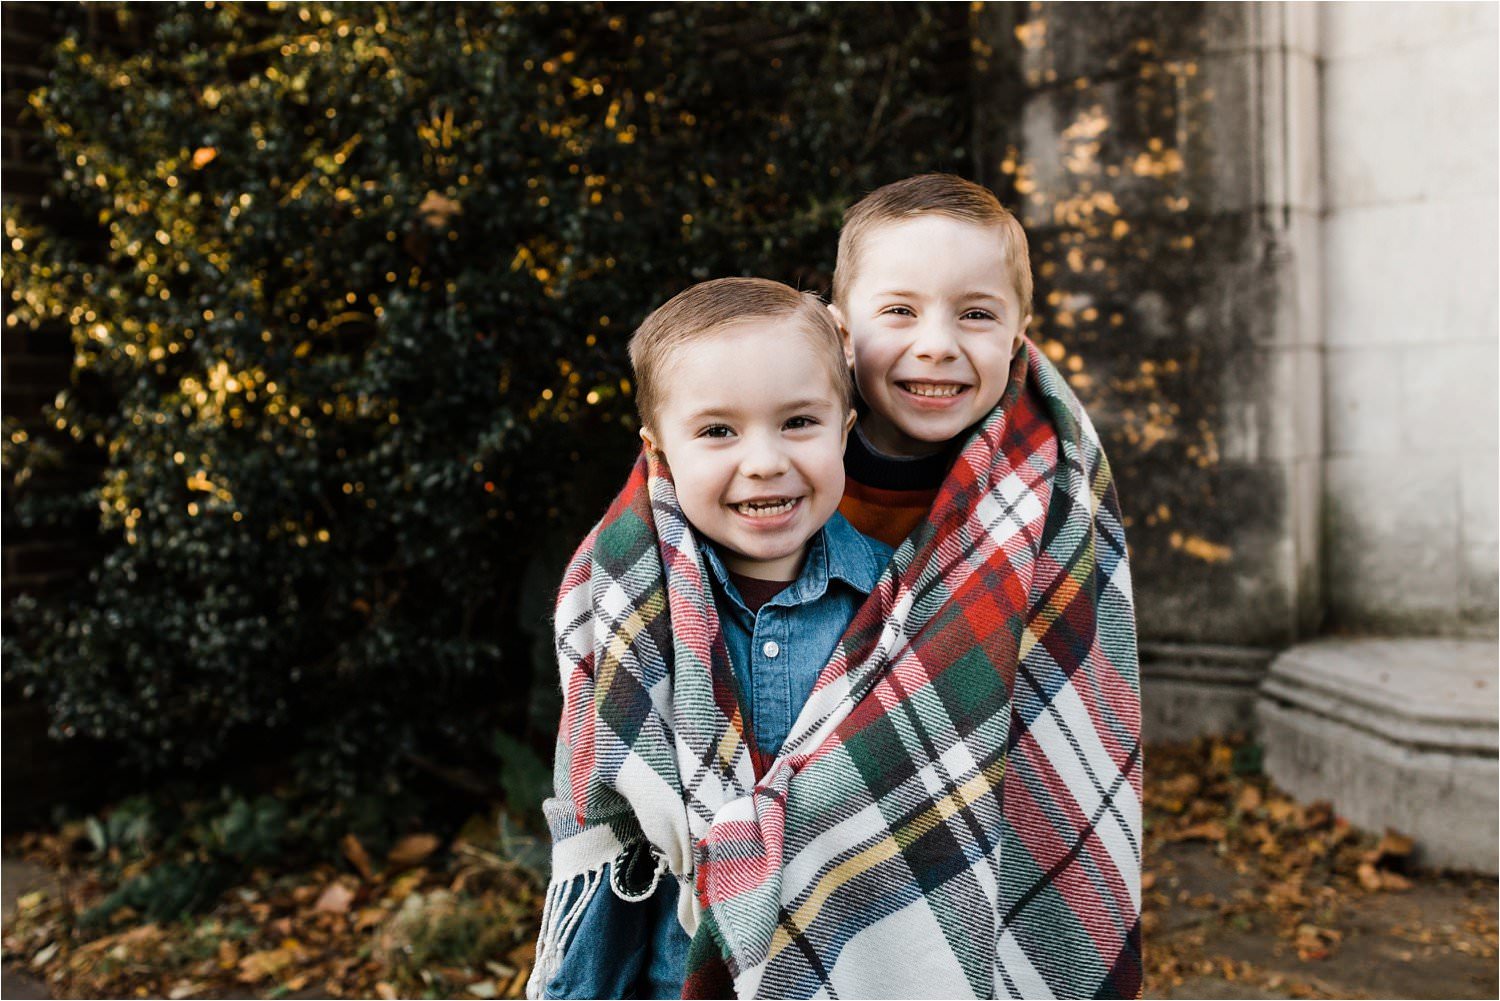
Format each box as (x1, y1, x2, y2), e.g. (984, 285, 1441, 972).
(752, 608, 792, 755)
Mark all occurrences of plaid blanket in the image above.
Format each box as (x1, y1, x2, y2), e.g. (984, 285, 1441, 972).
(529, 341, 1141, 1000)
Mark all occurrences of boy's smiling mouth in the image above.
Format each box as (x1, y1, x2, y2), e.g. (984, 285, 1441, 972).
(728, 496, 802, 518)
(896, 380, 969, 399)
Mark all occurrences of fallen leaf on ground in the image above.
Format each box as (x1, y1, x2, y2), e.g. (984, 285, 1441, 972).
(386, 868, 427, 903)
(237, 947, 294, 982)
(1265, 797, 1300, 824)
(1380, 870, 1413, 892)
(1167, 821, 1227, 843)
(316, 882, 356, 914)
(1369, 829, 1415, 867)
(343, 834, 375, 881)
(354, 906, 386, 930)
(387, 833, 441, 868)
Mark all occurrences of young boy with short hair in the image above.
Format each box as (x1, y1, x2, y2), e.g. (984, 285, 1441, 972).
(829, 173, 1034, 548)
(533, 278, 892, 999)
(823, 173, 1143, 999)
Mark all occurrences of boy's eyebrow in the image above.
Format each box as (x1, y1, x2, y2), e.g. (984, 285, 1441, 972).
(680, 405, 735, 423)
(679, 398, 836, 422)
(873, 288, 1006, 301)
(780, 397, 839, 412)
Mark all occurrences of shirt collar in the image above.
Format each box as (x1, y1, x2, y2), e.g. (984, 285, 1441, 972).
(699, 511, 886, 610)
(821, 511, 888, 596)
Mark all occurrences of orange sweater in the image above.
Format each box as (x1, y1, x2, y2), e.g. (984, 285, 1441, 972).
(838, 426, 956, 550)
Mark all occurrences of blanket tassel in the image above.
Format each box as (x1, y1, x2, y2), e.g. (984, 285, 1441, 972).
(525, 867, 604, 1000)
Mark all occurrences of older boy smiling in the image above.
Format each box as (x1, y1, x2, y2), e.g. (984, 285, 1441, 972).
(831, 179, 1031, 460)
(830, 174, 1035, 549)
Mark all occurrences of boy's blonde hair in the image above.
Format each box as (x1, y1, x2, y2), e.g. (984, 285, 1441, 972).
(832, 174, 1033, 316)
(628, 277, 853, 428)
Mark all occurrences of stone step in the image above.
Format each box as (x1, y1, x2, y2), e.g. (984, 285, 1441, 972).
(1257, 638, 1499, 874)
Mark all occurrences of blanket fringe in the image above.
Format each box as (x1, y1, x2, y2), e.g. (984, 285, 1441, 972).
(525, 866, 604, 1000)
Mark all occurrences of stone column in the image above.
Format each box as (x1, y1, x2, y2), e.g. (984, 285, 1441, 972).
(977, 3, 1324, 740)
(1319, 2, 1498, 635)
(1256, 2, 1499, 874)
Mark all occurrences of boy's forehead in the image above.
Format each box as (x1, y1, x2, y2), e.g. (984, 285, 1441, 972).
(855, 218, 1014, 294)
(860, 215, 1006, 257)
(658, 323, 841, 416)
(663, 316, 817, 364)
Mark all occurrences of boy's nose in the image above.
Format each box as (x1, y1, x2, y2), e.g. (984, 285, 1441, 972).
(739, 436, 791, 478)
(910, 319, 961, 362)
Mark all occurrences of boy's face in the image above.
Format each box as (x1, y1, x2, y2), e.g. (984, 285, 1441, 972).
(642, 321, 854, 582)
(832, 215, 1030, 457)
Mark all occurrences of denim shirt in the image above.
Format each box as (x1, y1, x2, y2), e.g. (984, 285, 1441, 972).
(701, 511, 892, 757)
(543, 513, 892, 999)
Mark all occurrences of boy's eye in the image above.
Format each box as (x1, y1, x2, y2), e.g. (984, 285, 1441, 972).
(698, 425, 734, 439)
(783, 415, 819, 431)
(961, 309, 997, 321)
(881, 305, 916, 318)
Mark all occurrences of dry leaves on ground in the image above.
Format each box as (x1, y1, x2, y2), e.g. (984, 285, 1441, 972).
(2, 822, 545, 1000)
(1142, 735, 1498, 996)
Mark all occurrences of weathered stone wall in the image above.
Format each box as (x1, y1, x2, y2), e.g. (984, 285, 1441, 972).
(985, 2, 1497, 741)
(978, 4, 1325, 737)
(983, 4, 1322, 647)
(1320, 2, 1499, 636)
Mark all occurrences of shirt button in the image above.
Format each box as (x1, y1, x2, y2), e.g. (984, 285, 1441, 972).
(762, 640, 780, 659)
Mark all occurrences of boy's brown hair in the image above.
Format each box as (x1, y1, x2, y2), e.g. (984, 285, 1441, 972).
(833, 173, 1033, 316)
(628, 277, 853, 428)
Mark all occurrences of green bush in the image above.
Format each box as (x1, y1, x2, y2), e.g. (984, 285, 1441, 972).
(77, 790, 293, 925)
(4, 2, 974, 802)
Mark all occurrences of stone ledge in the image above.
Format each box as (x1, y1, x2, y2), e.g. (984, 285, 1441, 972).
(1142, 643, 1276, 686)
(1260, 637, 1497, 753)
(1143, 643, 1275, 743)
(1256, 637, 1499, 874)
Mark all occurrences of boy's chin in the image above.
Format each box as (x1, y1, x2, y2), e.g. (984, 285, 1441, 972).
(719, 537, 812, 579)
(892, 396, 1005, 445)
(881, 413, 978, 455)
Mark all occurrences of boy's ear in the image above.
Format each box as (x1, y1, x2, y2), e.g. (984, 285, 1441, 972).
(827, 303, 854, 367)
(639, 426, 658, 452)
(1014, 314, 1032, 357)
(843, 407, 857, 435)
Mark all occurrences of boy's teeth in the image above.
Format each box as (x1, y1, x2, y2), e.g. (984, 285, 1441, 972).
(901, 382, 965, 398)
(733, 499, 796, 517)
